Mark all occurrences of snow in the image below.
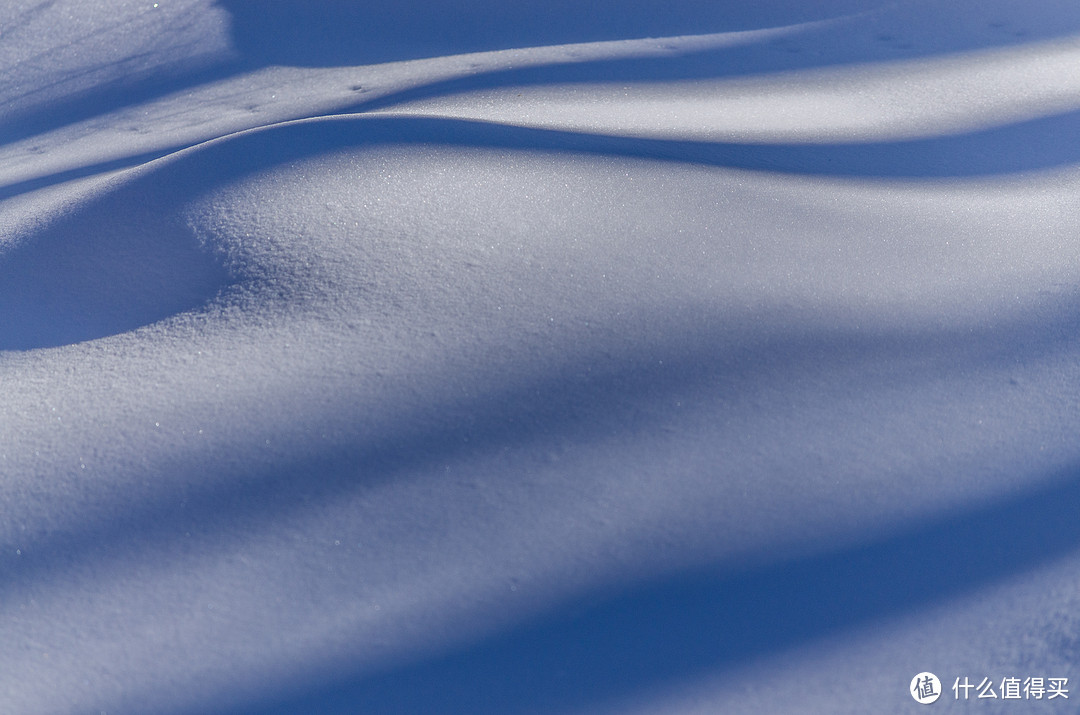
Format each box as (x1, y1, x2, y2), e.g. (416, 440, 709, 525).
(4, 1, 1080, 713)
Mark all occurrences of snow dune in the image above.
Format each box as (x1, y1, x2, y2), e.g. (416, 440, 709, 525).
(4, 1, 1080, 713)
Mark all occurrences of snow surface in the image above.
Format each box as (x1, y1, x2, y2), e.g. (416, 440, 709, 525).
(4, 1, 1080, 713)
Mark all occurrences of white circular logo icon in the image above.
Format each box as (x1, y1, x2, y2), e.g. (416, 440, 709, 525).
(911, 672, 942, 704)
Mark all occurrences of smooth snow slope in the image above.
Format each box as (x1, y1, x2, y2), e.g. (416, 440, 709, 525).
(4, 1, 1080, 713)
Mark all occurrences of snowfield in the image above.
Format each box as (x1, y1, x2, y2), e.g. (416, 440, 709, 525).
(4, 1, 1080, 713)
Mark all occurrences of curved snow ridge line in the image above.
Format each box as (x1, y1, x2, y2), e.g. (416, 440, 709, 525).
(26, 4, 1076, 200)
(0, 14, 851, 201)
(376, 31, 1080, 144)
(130, 105, 1080, 183)
(7, 89, 1080, 236)
(8, 104, 1078, 351)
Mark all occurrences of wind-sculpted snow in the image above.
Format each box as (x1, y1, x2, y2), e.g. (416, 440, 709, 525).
(5, 2, 1080, 714)
(0, 175, 230, 350)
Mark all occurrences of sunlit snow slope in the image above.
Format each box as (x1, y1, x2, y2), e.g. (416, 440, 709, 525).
(4, 1, 1080, 713)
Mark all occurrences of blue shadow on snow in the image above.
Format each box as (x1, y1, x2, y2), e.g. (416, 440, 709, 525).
(5, 109, 1080, 350)
(203, 463, 1080, 714)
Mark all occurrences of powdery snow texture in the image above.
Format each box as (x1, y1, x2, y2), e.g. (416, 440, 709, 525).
(4, 1, 1080, 713)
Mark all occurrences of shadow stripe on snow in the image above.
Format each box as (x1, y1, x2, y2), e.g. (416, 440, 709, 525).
(195, 462, 1080, 715)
